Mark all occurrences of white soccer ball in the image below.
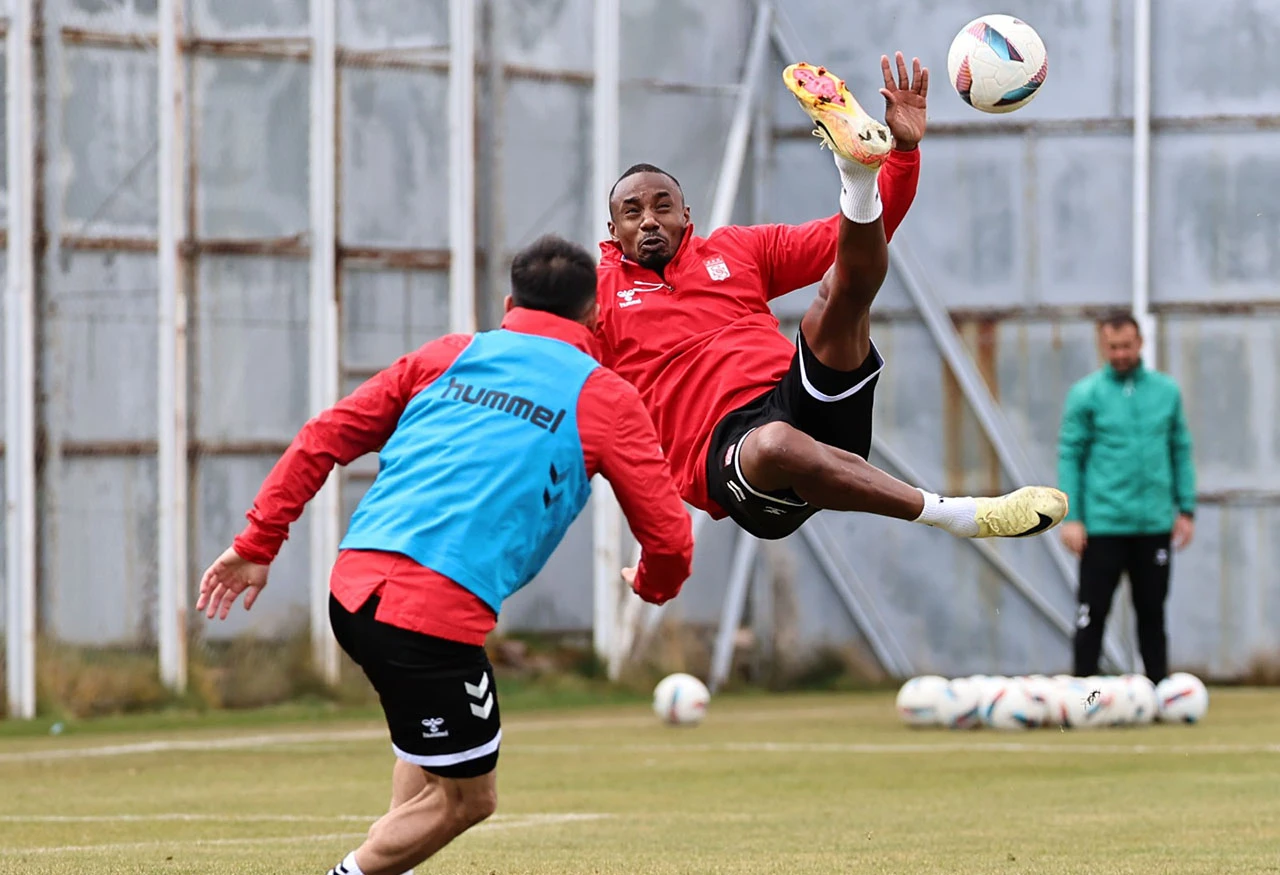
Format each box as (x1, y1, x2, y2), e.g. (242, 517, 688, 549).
(652, 673, 710, 726)
(1020, 675, 1057, 728)
(896, 675, 949, 727)
(936, 677, 983, 730)
(979, 678, 1039, 730)
(947, 14, 1049, 114)
(1121, 674, 1159, 725)
(1156, 672, 1209, 723)
(1082, 676, 1129, 727)
(1043, 676, 1091, 728)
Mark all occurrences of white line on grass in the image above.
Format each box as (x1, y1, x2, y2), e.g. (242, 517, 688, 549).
(0, 831, 370, 857)
(0, 705, 871, 764)
(0, 729, 386, 763)
(0, 813, 378, 823)
(508, 740, 1280, 756)
(0, 813, 611, 856)
(5, 731, 1277, 764)
(0, 812, 609, 825)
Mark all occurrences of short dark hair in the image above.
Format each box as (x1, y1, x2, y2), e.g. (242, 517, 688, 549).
(1098, 312, 1141, 335)
(510, 234, 597, 320)
(608, 163, 683, 203)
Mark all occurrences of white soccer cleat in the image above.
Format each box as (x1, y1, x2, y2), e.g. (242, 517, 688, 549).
(973, 486, 1068, 538)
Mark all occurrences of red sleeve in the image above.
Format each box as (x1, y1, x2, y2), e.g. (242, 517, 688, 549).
(232, 335, 470, 564)
(878, 145, 920, 242)
(577, 369, 693, 604)
(724, 146, 921, 300)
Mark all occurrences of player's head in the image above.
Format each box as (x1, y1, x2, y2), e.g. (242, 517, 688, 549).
(607, 163, 690, 272)
(1098, 312, 1143, 374)
(507, 234, 599, 327)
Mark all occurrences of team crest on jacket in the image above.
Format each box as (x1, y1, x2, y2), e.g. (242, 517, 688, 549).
(704, 256, 730, 281)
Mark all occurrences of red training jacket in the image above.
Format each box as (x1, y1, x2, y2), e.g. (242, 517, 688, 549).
(595, 147, 920, 516)
(233, 307, 695, 645)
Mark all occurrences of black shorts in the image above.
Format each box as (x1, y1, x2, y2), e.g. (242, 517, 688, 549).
(705, 330, 884, 540)
(329, 594, 500, 778)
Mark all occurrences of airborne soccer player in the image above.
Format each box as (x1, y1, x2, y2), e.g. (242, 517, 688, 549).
(196, 235, 693, 875)
(596, 53, 1066, 541)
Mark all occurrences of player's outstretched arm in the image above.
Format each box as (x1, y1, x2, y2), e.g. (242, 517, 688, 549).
(598, 382, 694, 605)
(728, 52, 927, 301)
(218, 339, 463, 600)
(197, 546, 269, 620)
(877, 52, 926, 236)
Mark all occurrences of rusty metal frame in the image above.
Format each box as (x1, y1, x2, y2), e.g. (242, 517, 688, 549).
(775, 112, 1280, 141)
(59, 24, 736, 93)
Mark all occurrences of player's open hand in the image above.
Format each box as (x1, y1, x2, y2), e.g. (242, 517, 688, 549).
(880, 52, 928, 150)
(197, 546, 270, 620)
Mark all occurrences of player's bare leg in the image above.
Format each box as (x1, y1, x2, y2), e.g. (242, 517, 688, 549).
(743, 420, 924, 520)
(384, 760, 431, 875)
(328, 771, 496, 875)
(736, 61, 1067, 539)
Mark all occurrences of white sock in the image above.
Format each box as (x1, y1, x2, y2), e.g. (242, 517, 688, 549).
(835, 153, 882, 224)
(913, 489, 979, 538)
(328, 851, 364, 875)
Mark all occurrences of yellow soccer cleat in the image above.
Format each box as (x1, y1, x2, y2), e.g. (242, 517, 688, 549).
(974, 486, 1069, 538)
(782, 61, 893, 169)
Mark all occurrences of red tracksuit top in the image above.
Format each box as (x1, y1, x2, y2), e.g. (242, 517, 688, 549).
(233, 308, 694, 644)
(595, 147, 920, 517)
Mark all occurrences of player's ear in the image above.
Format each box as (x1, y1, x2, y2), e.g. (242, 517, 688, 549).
(503, 294, 514, 314)
(607, 219, 617, 240)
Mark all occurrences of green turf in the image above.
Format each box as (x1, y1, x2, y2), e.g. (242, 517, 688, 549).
(0, 673, 648, 740)
(2, 688, 1278, 874)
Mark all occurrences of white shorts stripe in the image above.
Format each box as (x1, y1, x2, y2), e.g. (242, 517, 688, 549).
(732, 428, 807, 508)
(392, 729, 502, 768)
(797, 335, 885, 403)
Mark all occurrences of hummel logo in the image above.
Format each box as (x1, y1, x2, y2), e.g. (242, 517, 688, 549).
(465, 673, 494, 720)
(543, 462, 570, 508)
(420, 716, 449, 738)
(1014, 512, 1055, 537)
(726, 481, 746, 503)
(616, 281, 665, 309)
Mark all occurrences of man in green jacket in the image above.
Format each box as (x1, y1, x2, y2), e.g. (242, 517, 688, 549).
(1057, 313, 1196, 682)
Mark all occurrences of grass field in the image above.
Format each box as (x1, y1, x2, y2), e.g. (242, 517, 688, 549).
(2, 688, 1279, 874)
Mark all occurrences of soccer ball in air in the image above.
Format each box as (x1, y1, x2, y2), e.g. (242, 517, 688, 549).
(1156, 672, 1209, 723)
(652, 673, 710, 726)
(896, 675, 949, 727)
(947, 14, 1048, 113)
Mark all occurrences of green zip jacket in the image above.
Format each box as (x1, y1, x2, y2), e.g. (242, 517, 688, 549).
(1057, 362, 1196, 535)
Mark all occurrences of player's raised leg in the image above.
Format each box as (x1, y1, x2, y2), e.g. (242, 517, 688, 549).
(734, 60, 1066, 540)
